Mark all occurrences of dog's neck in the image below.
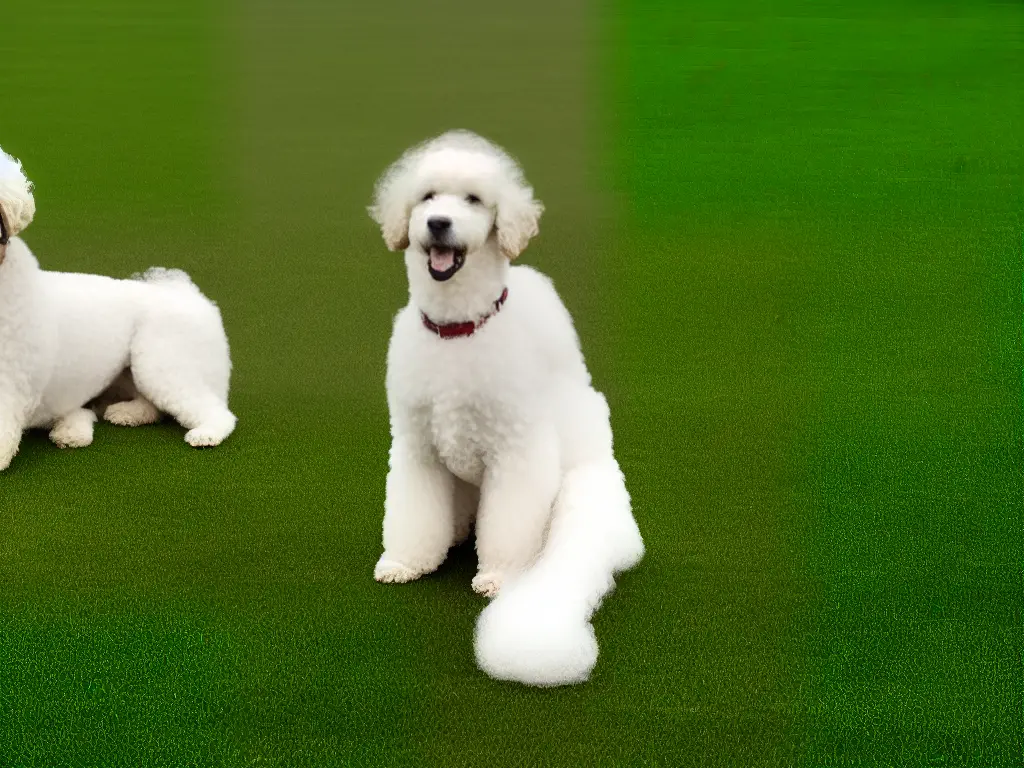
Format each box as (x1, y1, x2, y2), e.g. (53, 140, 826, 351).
(405, 240, 509, 325)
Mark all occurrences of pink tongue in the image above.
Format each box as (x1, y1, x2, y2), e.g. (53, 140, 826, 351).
(430, 248, 455, 271)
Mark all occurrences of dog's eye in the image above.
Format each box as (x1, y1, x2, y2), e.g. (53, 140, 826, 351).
(466, 194, 482, 205)
(422, 191, 435, 202)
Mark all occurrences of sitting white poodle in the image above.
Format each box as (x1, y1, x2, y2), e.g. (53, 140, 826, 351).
(0, 146, 236, 471)
(369, 130, 644, 685)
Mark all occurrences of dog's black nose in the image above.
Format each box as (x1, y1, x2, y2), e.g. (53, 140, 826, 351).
(427, 216, 452, 235)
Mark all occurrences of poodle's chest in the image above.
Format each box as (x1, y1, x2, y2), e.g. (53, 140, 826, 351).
(428, 404, 487, 486)
(425, 396, 507, 486)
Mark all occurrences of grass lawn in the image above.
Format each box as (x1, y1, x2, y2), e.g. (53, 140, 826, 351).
(1, 0, 1021, 765)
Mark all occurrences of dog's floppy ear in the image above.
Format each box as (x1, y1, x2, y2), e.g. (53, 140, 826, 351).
(368, 156, 412, 252)
(496, 185, 543, 261)
(367, 198, 410, 252)
(0, 148, 36, 242)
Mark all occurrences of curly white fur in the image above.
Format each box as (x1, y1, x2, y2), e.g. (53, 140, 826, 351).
(475, 459, 644, 685)
(0, 150, 35, 238)
(370, 131, 644, 686)
(0, 146, 236, 470)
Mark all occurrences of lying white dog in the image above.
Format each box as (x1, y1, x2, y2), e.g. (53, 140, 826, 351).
(369, 130, 644, 685)
(0, 147, 236, 471)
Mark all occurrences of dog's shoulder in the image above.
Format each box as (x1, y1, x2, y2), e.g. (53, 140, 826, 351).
(388, 302, 420, 340)
(507, 265, 577, 333)
(386, 302, 430, 370)
(505, 264, 588, 376)
(508, 263, 555, 292)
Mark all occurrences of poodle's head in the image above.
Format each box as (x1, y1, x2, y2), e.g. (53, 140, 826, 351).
(0, 146, 36, 249)
(369, 131, 543, 282)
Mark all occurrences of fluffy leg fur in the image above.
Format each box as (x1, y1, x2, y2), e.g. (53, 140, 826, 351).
(49, 408, 97, 448)
(0, 413, 24, 470)
(128, 295, 235, 448)
(473, 429, 561, 598)
(375, 438, 457, 583)
(104, 397, 160, 427)
(474, 458, 644, 686)
(0, 386, 34, 470)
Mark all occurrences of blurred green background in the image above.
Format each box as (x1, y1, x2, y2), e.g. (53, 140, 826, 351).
(1, 0, 1021, 765)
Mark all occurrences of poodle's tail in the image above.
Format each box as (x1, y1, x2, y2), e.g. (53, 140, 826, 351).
(132, 267, 212, 301)
(133, 266, 197, 289)
(474, 457, 645, 687)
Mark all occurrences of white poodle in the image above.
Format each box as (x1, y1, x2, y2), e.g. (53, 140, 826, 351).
(0, 146, 236, 471)
(369, 130, 645, 685)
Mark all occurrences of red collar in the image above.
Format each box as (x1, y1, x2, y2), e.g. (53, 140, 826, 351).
(422, 288, 509, 339)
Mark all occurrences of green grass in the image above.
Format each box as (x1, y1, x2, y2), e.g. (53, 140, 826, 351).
(1, 0, 1021, 765)
(607, 1, 1022, 764)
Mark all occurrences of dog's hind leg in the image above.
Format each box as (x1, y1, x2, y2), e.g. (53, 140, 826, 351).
(179, 406, 237, 448)
(49, 408, 97, 449)
(104, 397, 161, 427)
(127, 317, 236, 448)
(133, 379, 235, 448)
(131, 376, 236, 448)
(473, 458, 644, 686)
(473, 427, 561, 598)
(95, 370, 161, 427)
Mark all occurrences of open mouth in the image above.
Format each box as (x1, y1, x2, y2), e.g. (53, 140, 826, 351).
(426, 245, 467, 281)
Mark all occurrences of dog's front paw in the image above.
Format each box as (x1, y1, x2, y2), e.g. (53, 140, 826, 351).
(472, 571, 504, 598)
(49, 412, 96, 449)
(50, 430, 93, 449)
(374, 557, 424, 584)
